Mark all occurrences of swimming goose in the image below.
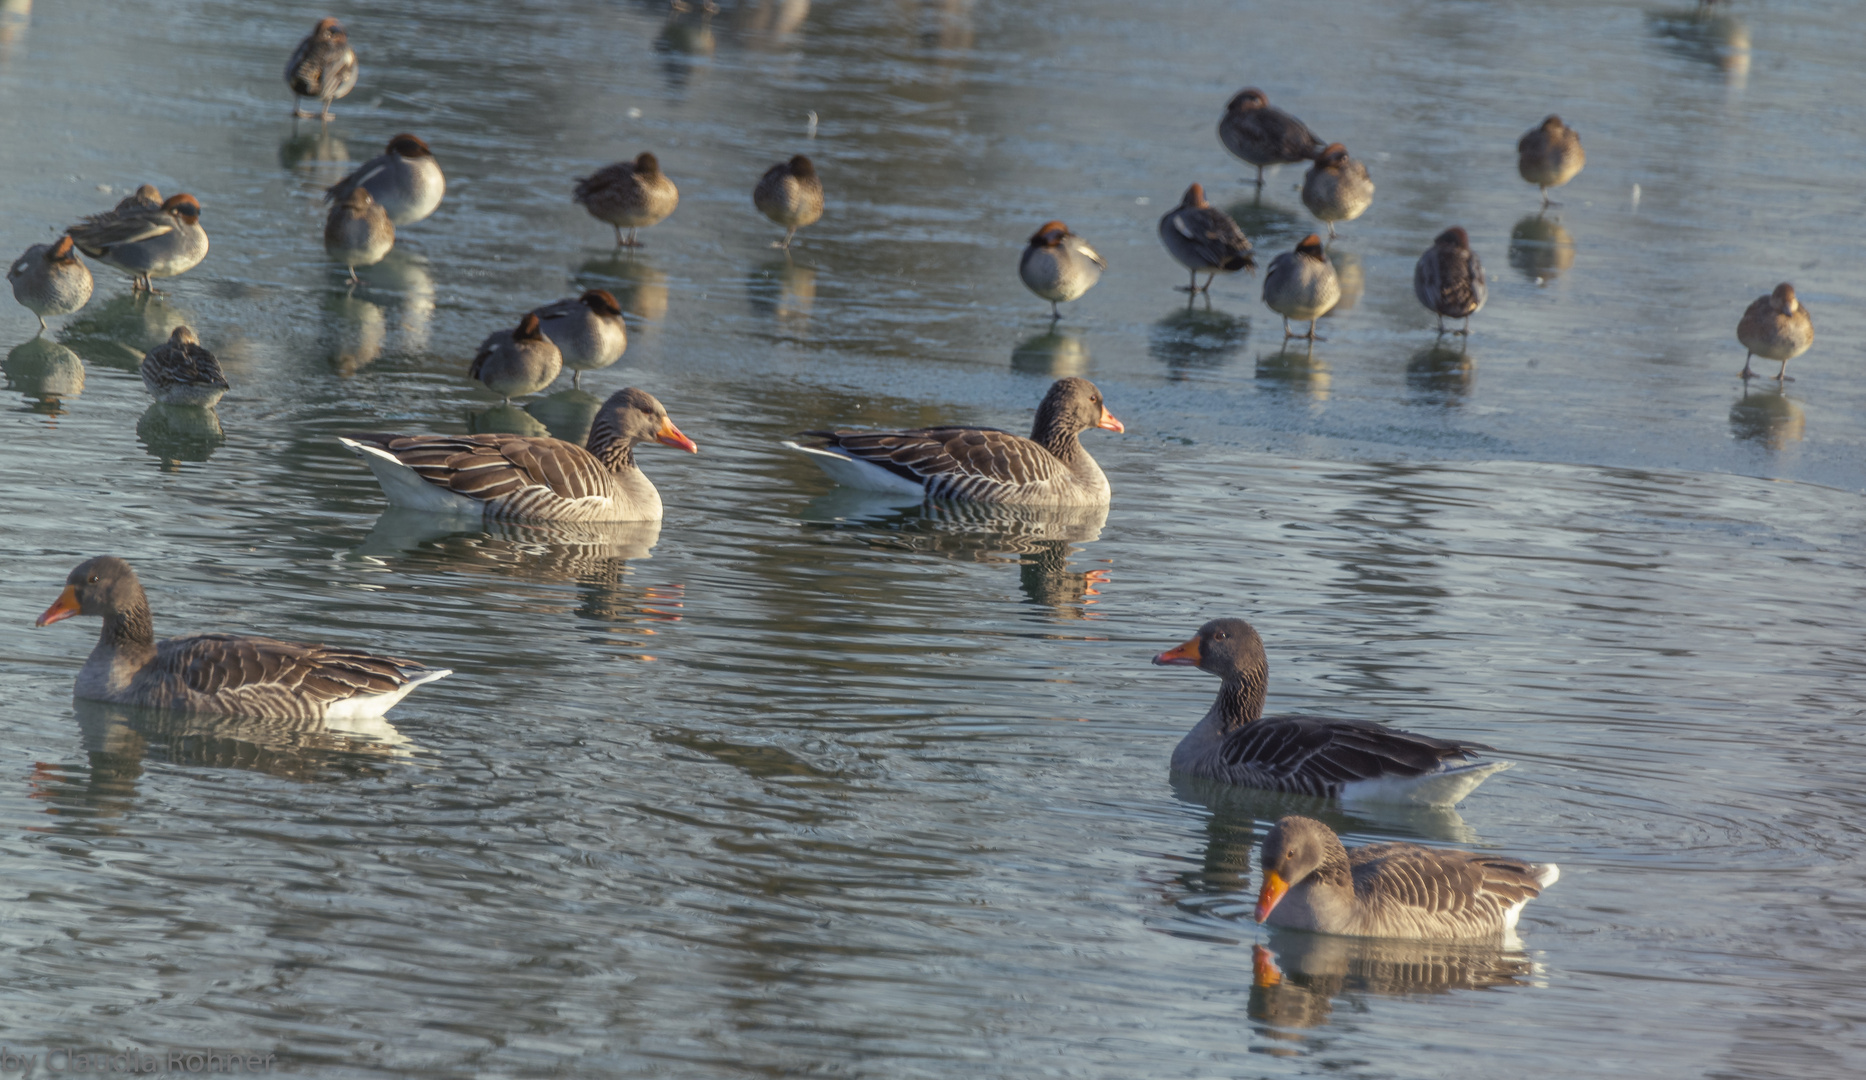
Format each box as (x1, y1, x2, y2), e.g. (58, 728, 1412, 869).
(1300, 144, 1374, 239)
(1262, 235, 1341, 339)
(753, 154, 825, 250)
(340, 387, 697, 522)
(530, 290, 627, 388)
(1153, 618, 1509, 805)
(574, 152, 679, 247)
(1256, 815, 1559, 940)
(1158, 184, 1254, 294)
(1517, 115, 1585, 207)
(34, 556, 450, 720)
(784, 377, 1122, 506)
(66, 194, 209, 293)
(1737, 283, 1813, 381)
(1413, 227, 1487, 335)
(285, 17, 359, 121)
(324, 187, 394, 284)
(140, 326, 228, 406)
(1219, 89, 1325, 187)
(1019, 220, 1105, 319)
(327, 135, 445, 226)
(9, 236, 93, 330)
(470, 313, 562, 404)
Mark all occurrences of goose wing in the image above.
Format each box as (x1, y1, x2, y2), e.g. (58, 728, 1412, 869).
(346, 433, 612, 503)
(801, 426, 1069, 499)
(156, 633, 436, 717)
(1349, 843, 1548, 934)
(1217, 715, 1491, 797)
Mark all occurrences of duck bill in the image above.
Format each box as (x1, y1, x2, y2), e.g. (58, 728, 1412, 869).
(1152, 635, 1200, 667)
(36, 586, 80, 627)
(1255, 871, 1290, 923)
(656, 419, 698, 453)
(1097, 407, 1125, 433)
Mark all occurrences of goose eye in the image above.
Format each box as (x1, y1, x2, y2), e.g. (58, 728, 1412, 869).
(87, 575, 98, 584)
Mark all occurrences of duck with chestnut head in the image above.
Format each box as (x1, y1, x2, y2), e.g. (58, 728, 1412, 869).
(529, 289, 628, 388)
(1158, 184, 1254, 295)
(327, 134, 446, 226)
(66, 194, 209, 293)
(1737, 283, 1814, 381)
(1219, 88, 1325, 188)
(1019, 220, 1105, 319)
(575, 152, 680, 247)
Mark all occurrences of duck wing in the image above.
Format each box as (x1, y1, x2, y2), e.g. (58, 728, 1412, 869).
(345, 432, 612, 503)
(1216, 715, 1492, 797)
(1163, 207, 1254, 271)
(800, 426, 1070, 500)
(326, 153, 391, 204)
(67, 209, 175, 254)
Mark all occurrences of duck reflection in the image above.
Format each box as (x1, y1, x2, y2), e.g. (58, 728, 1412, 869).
(6, 335, 85, 415)
(321, 287, 386, 375)
(1249, 934, 1535, 1036)
(1406, 342, 1474, 404)
(1324, 249, 1364, 315)
(468, 402, 550, 436)
(523, 387, 606, 444)
(1256, 340, 1331, 400)
(656, 0, 716, 89)
(278, 125, 351, 178)
(578, 252, 670, 323)
(1508, 213, 1576, 284)
(1648, 6, 1749, 86)
(1150, 303, 1248, 379)
(366, 250, 436, 351)
(732, 0, 810, 43)
(1224, 192, 1303, 241)
(0, 0, 29, 60)
(747, 256, 816, 334)
(60, 291, 192, 367)
(1011, 328, 1089, 376)
(1729, 385, 1803, 449)
(136, 401, 224, 466)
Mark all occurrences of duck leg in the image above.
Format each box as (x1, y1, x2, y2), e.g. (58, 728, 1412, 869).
(1777, 359, 1792, 382)
(1739, 351, 1756, 380)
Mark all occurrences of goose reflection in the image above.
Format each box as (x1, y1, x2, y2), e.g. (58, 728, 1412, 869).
(525, 387, 605, 444)
(60, 291, 192, 366)
(6, 335, 85, 415)
(1150, 303, 1248, 379)
(321, 286, 386, 375)
(1171, 774, 1480, 848)
(1406, 342, 1474, 404)
(747, 256, 816, 333)
(1256, 340, 1331, 399)
(1011, 328, 1089, 376)
(1508, 213, 1576, 284)
(1729, 385, 1803, 450)
(136, 401, 224, 466)
(1648, 6, 1749, 86)
(1250, 933, 1535, 1036)
(579, 252, 670, 323)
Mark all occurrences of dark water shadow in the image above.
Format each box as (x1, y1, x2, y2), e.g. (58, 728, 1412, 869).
(1646, 7, 1749, 84)
(1406, 342, 1474, 405)
(60, 292, 192, 367)
(526, 387, 604, 445)
(321, 288, 386, 376)
(1249, 932, 1537, 1040)
(1011, 328, 1089, 377)
(1223, 190, 1304, 246)
(1509, 213, 1576, 283)
(467, 402, 551, 436)
(6, 335, 86, 415)
(136, 402, 224, 466)
(577, 252, 670, 325)
(1255, 340, 1331, 399)
(746, 256, 817, 334)
(1150, 302, 1249, 380)
(1729, 385, 1803, 450)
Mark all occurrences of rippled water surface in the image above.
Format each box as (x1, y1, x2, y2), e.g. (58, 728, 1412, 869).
(3, 0, 1865, 1076)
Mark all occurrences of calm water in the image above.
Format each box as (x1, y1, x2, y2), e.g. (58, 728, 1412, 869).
(3, 0, 1865, 1075)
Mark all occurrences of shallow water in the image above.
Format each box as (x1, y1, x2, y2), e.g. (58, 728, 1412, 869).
(3, 0, 1865, 1075)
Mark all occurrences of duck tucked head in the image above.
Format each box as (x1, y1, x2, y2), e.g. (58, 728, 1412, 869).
(787, 154, 816, 180)
(581, 289, 624, 317)
(1028, 219, 1071, 248)
(163, 194, 202, 223)
(513, 312, 545, 341)
(1227, 88, 1269, 112)
(1296, 234, 1327, 261)
(1256, 816, 1350, 922)
(1541, 115, 1566, 132)
(36, 556, 147, 628)
(49, 235, 77, 262)
(1316, 143, 1350, 168)
(634, 152, 661, 176)
(388, 134, 434, 159)
(340, 187, 377, 213)
(1772, 282, 1800, 314)
(1435, 225, 1471, 250)
(587, 387, 697, 459)
(314, 17, 346, 41)
(167, 325, 201, 348)
(1181, 183, 1209, 209)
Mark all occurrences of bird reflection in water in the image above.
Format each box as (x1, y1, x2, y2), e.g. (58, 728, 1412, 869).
(1250, 934, 1535, 1042)
(1150, 303, 1248, 380)
(579, 252, 670, 323)
(136, 401, 225, 468)
(1406, 342, 1474, 404)
(0, 0, 30, 61)
(747, 256, 817, 335)
(277, 124, 350, 181)
(1509, 213, 1576, 284)
(467, 401, 550, 437)
(368, 250, 436, 351)
(732, 0, 810, 44)
(321, 285, 386, 375)
(5, 335, 85, 417)
(1324, 249, 1364, 315)
(1224, 192, 1303, 243)
(1011, 328, 1089, 377)
(526, 387, 605, 445)
(1729, 384, 1804, 450)
(1648, 5, 1750, 86)
(656, 0, 717, 89)
(60, 291, 192, 368)
(1256, 339, 1331, 400)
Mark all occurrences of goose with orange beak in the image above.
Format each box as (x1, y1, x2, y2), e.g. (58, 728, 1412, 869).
(1154, 618, 1510, 805)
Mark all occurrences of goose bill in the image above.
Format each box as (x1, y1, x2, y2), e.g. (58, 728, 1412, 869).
(36, 586, 80, 627)
(1097, 407, 1124, 433)
(1152, 636, 1200, 666)
(1255, 870, 1291, 923)
(656, 419, 698, 453)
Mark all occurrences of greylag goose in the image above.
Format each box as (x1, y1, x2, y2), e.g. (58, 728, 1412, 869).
(34, 556, 450, 720)
(9, 236, 93, 330)
(1300, 144, 1374, 239)
(1153, 619, 1509, 805)
(470, 313, 562, 404)
(1019, 220, 1105, 319)
(1158, 184, 1254, 294)
(753, 155, 824, 250)
(1219, 89, 1324, 187)
(1738, 283, 1813, 381)
(324, 187, 394, 284)
(140, 326, 228, 406)
(66, 194, 209, 293)
(340, 387, 697, 522)
(784, 377, 1123, 506)
(285, 17, 358, 121)
(574, 152, 679, 247)
(327, 135, 445, 226)
(530, 290, 627, 389)
(1517, 116, 1585, 206)
(1414, 227, 1487, 335)
(1262, 235, 1341, 339)
(1256, 815, 1559, 939)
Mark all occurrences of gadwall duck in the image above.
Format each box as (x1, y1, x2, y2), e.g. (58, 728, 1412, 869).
(8, 236, 93, 330)
(35, 556, 450, 720)
(530, 290, 627, 389)
(786, 377, 1123, 506)
(1158, 184, 1254, 294)
(341, 387, 697, 522)
(1219, 88, 1324, 187)
(285, 17, 358, 121)
(1300, 144, 1374, 239)
(470, 313, 562, 404)
(66, 194, 209, 293)
(1019, 220, 1105, 319)
(140, 326, 228, 406)
(1738, 283, 1814, 381)
(1262, 235, 1341, 339)
(327, 135, 445, 226)
(574, 152, 679, 247)
(1413, 226, 1487, 335)
(753, 154, 824, 250)
(1518, 115, 1585, 206)
(324, 187, 394, 284)
(1257, 816, 1559, 940)
(1154, 619, 1509, 805)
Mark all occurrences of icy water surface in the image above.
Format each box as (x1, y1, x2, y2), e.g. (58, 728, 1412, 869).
(3, 0, 1865, 1076)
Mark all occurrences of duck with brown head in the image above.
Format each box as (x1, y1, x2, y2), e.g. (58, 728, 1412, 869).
(1517, 115, 1585, 207)
(1019, 220, 1105, 319)
(575, 152, 680, 247)
(324, 187, 394, 285)
(1413, 226, 1487, 335)
(753, 154, 824, 250)
(8, 235, 93, 330)
(65, 194, 208, 293)
(528, 289, 628, 388)
(326, 134, 445, 226)
(1300, 144, 1374, 239)
(1262, 235, 1340, 339)
(285, 17, 358, 121)
(1158, 184, 1254, 294)
(1219, 88, 1325, 187)
(1737, 283, 1814, 381)
(470, 313, 563, 404)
